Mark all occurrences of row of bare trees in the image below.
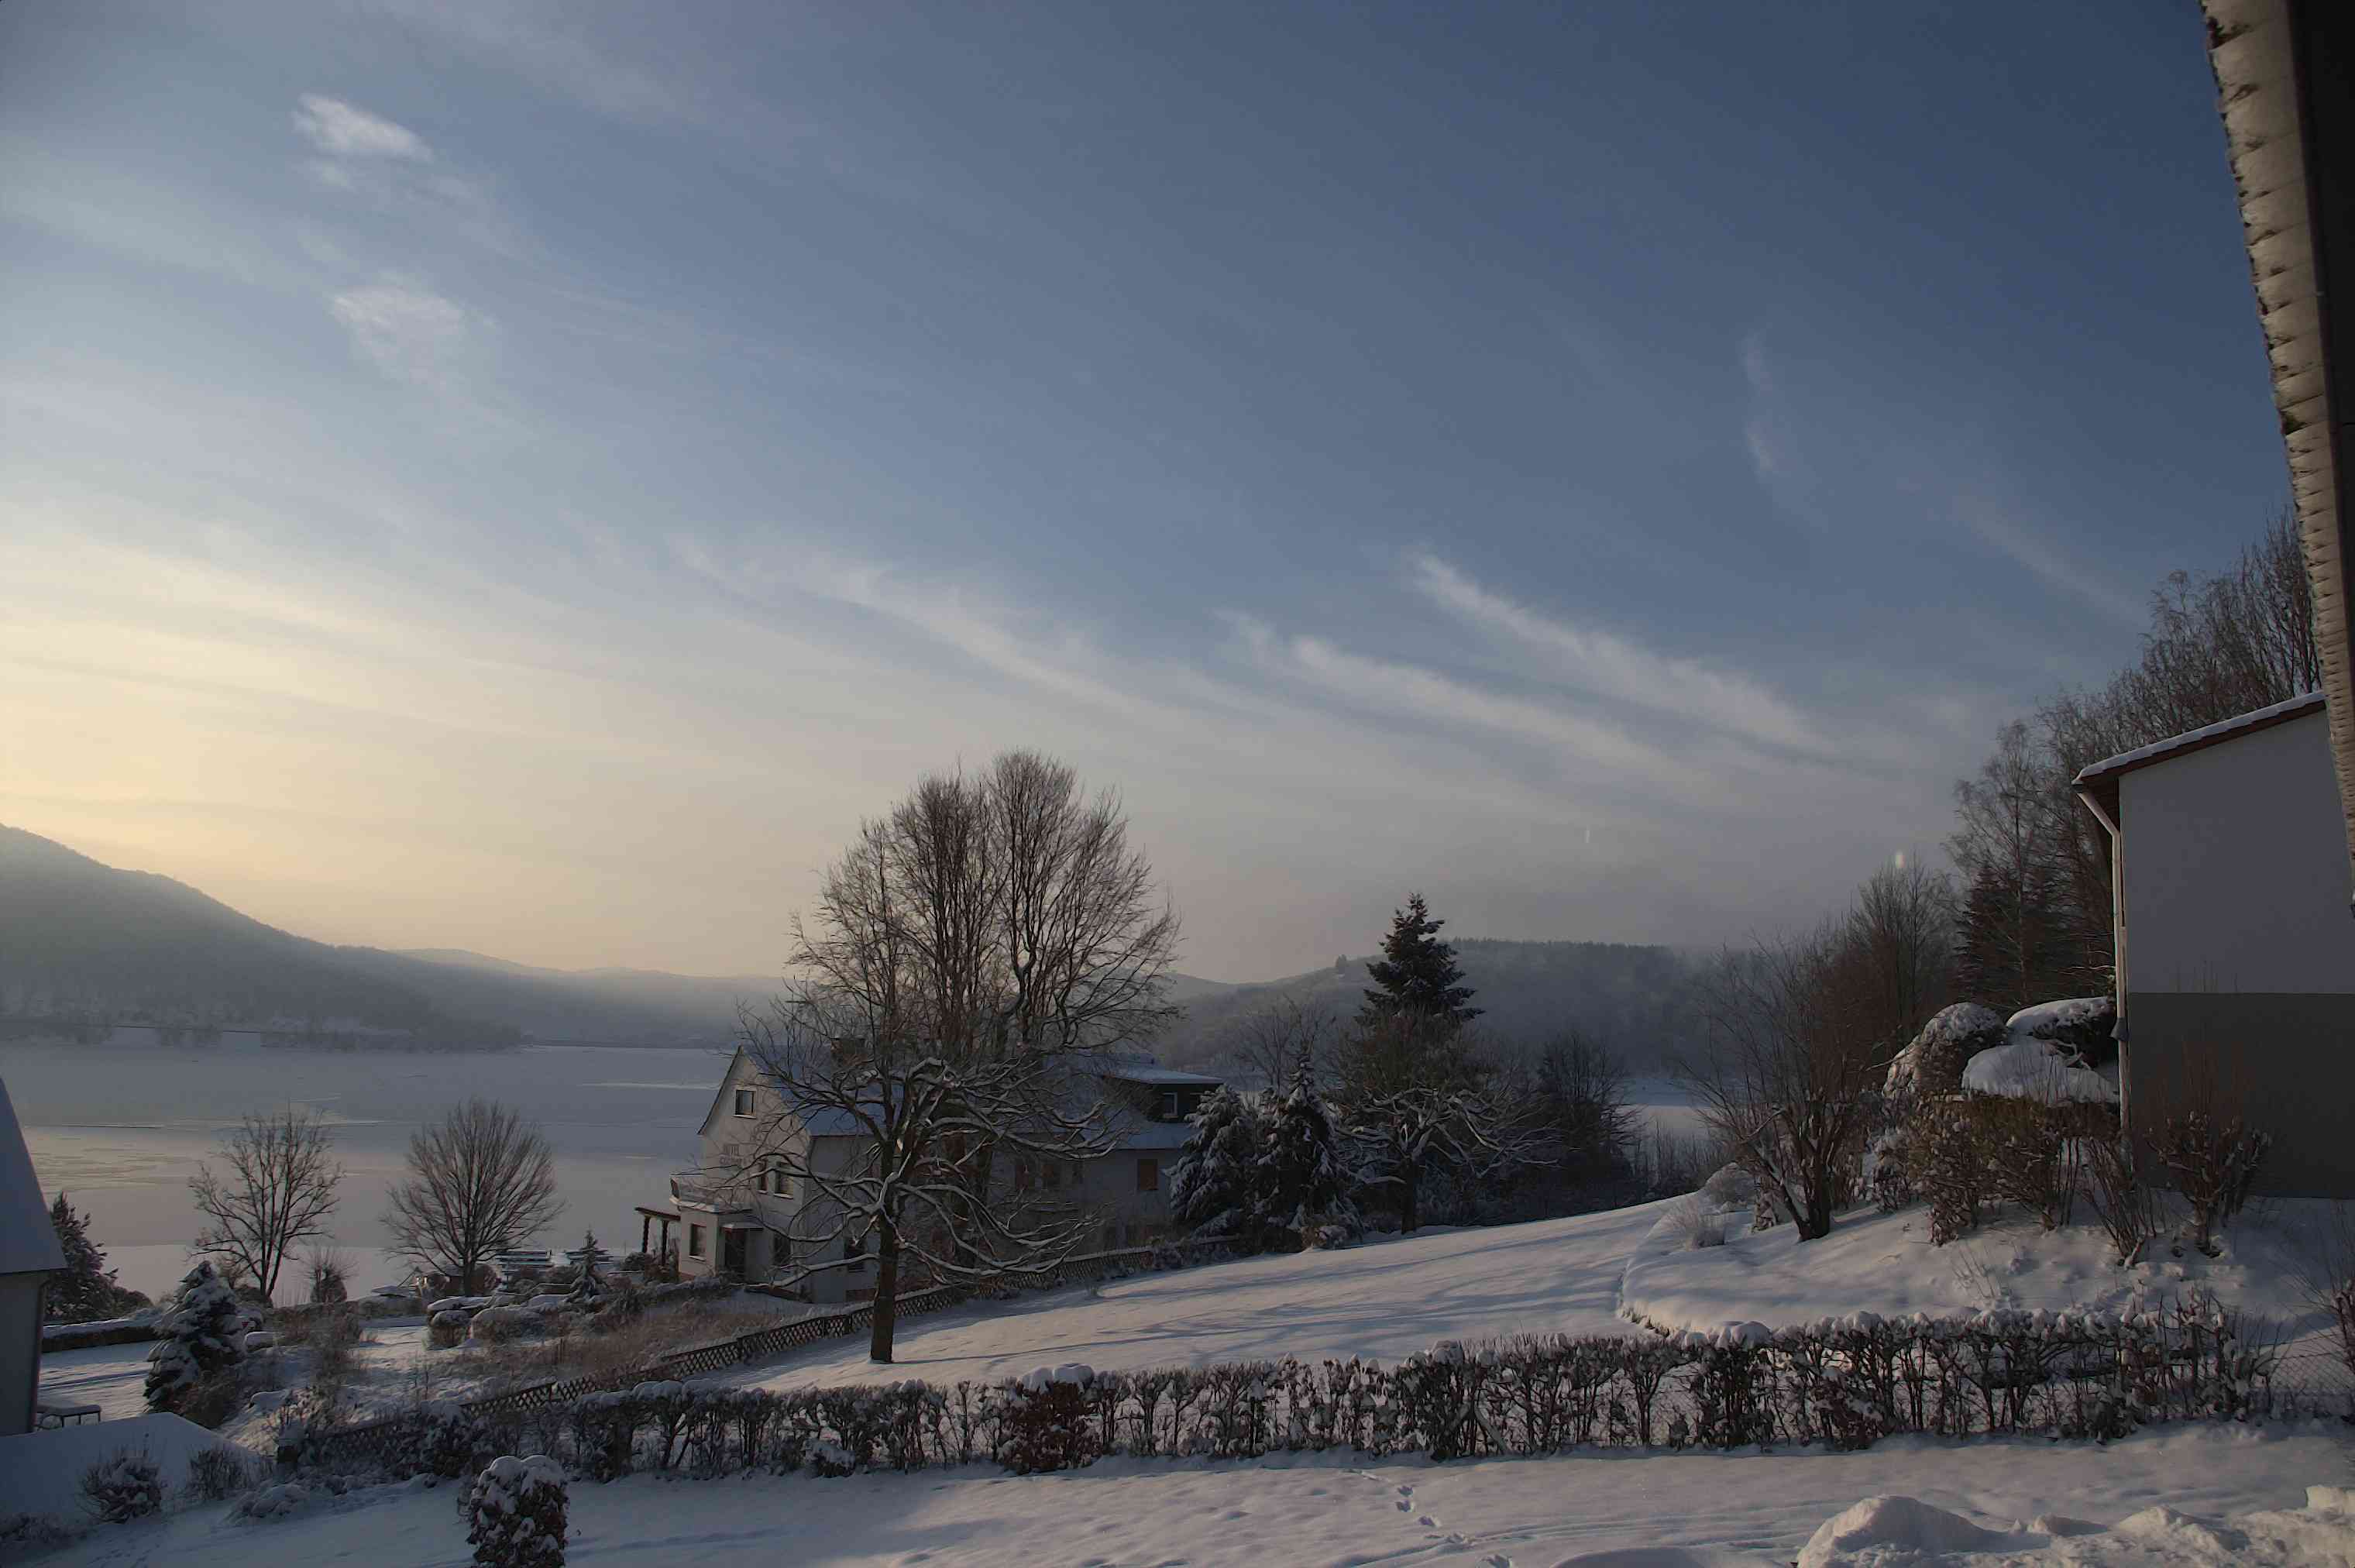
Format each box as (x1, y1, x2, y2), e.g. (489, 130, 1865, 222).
(181, 1099, 559, 1306)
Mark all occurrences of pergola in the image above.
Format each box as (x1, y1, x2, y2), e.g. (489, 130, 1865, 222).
(2203, 0, 2355, 900)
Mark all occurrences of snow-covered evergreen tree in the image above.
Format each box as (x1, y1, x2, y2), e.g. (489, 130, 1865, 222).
(1356, 893, 1480, 1031)
(465, 1455, 568, 1568)
(46, 1192, 139, 1322)
(1260, 1047, 1352, 1239)
(143, 1261, 248, 1412)
(1169, 1087, 1266, 1245)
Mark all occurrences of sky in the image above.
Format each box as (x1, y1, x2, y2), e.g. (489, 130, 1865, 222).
(0, 2, 2289, 983)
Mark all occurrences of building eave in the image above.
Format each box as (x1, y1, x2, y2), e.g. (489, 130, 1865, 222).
(2205, 0, 2355, 899)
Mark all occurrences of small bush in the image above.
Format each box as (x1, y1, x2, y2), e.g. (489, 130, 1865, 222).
(2085, 1133, 2157, 1265)
(0, 1511, 75, 1551)
(80, 1447, 163, 1524)
(465, 1456, 568, 1568)
(184, 1444, 257, 1502)
(2154, 1103, 2270, 1258)
(305, 1249, 352, 1305)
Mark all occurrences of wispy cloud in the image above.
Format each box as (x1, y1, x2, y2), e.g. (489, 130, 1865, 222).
(294, 95, 431, 161)
(328, 275, 480, 391)
(1957, 498, 2142, 626)
(1408, 554, 1827, 753)
(1738, 328, 1826, 528)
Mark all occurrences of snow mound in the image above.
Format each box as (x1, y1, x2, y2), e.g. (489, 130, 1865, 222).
(1800, 1495, 2026, 1566)
(1798, 1485, 2355, 1566)
(1961, 1038, 2116, 1104)
(0, 1414, 248, 1524)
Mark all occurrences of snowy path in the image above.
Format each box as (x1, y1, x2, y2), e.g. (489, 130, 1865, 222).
(724, 1202, 1663, 1394)
(46, 1424, 2353, 1566)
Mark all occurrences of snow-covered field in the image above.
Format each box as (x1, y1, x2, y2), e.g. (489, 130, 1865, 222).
(36, 1424, 2353, 1566)
(721, 1204, 1657, 1394)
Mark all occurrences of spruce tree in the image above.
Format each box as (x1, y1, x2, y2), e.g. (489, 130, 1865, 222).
(46, 1192, 131, 1323)
(1260, 1046, 1350, 1238)
(143, 1261, 248, 1412)
(1358, 893, 1480, 1031)
(1169, 1087, 1267, 1246)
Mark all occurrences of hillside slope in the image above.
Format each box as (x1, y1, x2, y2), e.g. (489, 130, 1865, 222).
(0, 827, 736, 1044)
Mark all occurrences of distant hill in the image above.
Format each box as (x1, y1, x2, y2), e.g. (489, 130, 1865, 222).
(0, 827, 746, 1047)
(1154, 938, 1706, 1075)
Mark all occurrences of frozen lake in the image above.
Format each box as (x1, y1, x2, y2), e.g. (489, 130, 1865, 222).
(3, 1037, 734, 1302)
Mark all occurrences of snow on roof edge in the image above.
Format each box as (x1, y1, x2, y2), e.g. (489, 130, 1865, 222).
(2072, 690, 2327, 787)
(0, 1077, 66, 1275)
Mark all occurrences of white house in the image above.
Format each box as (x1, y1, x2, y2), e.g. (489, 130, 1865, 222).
(0, 1078, 64, 1436)
(643, 1050, 1221, 1303)
(2074, 691, 2355, 1195)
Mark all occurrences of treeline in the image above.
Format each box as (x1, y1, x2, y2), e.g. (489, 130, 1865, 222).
(1948, 511, 2319, 1008)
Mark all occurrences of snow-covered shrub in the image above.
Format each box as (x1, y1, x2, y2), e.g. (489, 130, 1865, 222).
(1171, 1086, 1271, 1250)
(0, 1512, 74, 1552)
(79, 1447, 163, 1524)
(1666, 1195, 1726, 1250)
(184, 1443, 258, 1502)
(997, 1364, 1099, 1473)
(235, 1481, 313, 1522)
(1980, 1096, 2107, 1232)
(2161, 1117, 2271, 1258)
(465, 1456, 568, 1568)
(805, 1439, 855, 1477)
(430, 1308, 473, 1349)
(420, 1400, 494, 1479)
(1700, 1162, 1756, 1211)
(1885, 1003, 2006, 1098)
(2006, 996, 2117, 1069)
(143, 1261, 250, 1415)
(2084, 1132, 2158, 1265)
(1899, 1097, 1991, 1245)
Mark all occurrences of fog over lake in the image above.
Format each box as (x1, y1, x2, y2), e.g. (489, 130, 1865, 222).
(5, 1037, 733, 1302)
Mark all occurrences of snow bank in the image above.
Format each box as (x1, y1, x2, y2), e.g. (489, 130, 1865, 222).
(1798, 1484, 2355, 1566)
(0, 1413, 247, 1524)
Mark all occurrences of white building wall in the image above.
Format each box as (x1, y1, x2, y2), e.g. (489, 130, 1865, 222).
(2120, 710, 2354, 995)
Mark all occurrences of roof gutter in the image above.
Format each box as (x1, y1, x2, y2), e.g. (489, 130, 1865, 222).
(2204, 0, 2355, 911)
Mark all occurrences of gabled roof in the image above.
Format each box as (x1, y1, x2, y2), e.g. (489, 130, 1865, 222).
(2072, 691, 2328, 825)
(1099, 1063, 1222, 1088)
(0, 1078, 65, 1277)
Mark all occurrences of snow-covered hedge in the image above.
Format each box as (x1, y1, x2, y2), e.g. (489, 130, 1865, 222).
(434, 1292, 2291, 1480)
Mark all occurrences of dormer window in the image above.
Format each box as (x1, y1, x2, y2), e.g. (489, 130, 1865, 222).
(1157, 1089, 1181, 1120)
(733, 1088, 755, 1117)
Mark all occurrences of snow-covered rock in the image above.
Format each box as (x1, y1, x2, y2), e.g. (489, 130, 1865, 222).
(1886, 1004, 2007, 1096)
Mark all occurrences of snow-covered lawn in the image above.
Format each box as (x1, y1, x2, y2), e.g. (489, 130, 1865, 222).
(36, 1423, 2352, 1566)
(721, 1203, 1659, 1394)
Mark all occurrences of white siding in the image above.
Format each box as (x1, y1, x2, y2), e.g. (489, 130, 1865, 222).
(2120, 710, 2355, 995)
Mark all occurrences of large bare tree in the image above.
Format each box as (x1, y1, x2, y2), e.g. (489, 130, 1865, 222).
(732, 750, 1181, 1361)
(1335, 1013, 1542, 1233)
(189, 1106, 342, 1300)
(383, 1099, 563, 1295)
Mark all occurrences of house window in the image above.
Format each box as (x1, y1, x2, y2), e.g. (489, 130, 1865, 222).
(733, 1088, 755, 1117)
(1043, 1160, 1061, 1191)
(1014, 1157, 1033, 1191)
(1136, 1157, 1160, 1192)
(845, 1237, 868, 1274)
(764, 1166, 791, 1198)
(1158, 1089, 1181, 1120)
(687, 1223, 707, 1260)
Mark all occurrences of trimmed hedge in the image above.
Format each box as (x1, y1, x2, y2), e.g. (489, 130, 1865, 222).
(435, 1291, 2288, 1480)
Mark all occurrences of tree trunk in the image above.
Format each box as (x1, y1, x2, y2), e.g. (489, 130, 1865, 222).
(868, 1219, 900, 1363)
(1401, 1161, 1421, 1235)
(1796, 1188, 1834, 1240)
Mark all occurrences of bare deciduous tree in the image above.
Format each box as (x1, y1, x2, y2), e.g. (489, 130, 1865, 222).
(189, 1106, 342, 1300)
(728, 751, 1181, 1362)
(1221, 995, 1340, 1092)
(1674, 921, 1883, 1241)
(1336, 1013, 1542, 1233)
(1844, 858, 1955, 1052)
(383, 1099, 563, 1295)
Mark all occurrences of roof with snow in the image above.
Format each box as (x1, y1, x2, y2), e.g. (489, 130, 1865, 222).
(1099, 1063, 1222, 1088)
(0, 1078, 65, 1277)
(2072, 691, 2328, 824)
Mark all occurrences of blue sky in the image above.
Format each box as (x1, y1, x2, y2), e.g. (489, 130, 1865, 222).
(0, 2, 2285, 981)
